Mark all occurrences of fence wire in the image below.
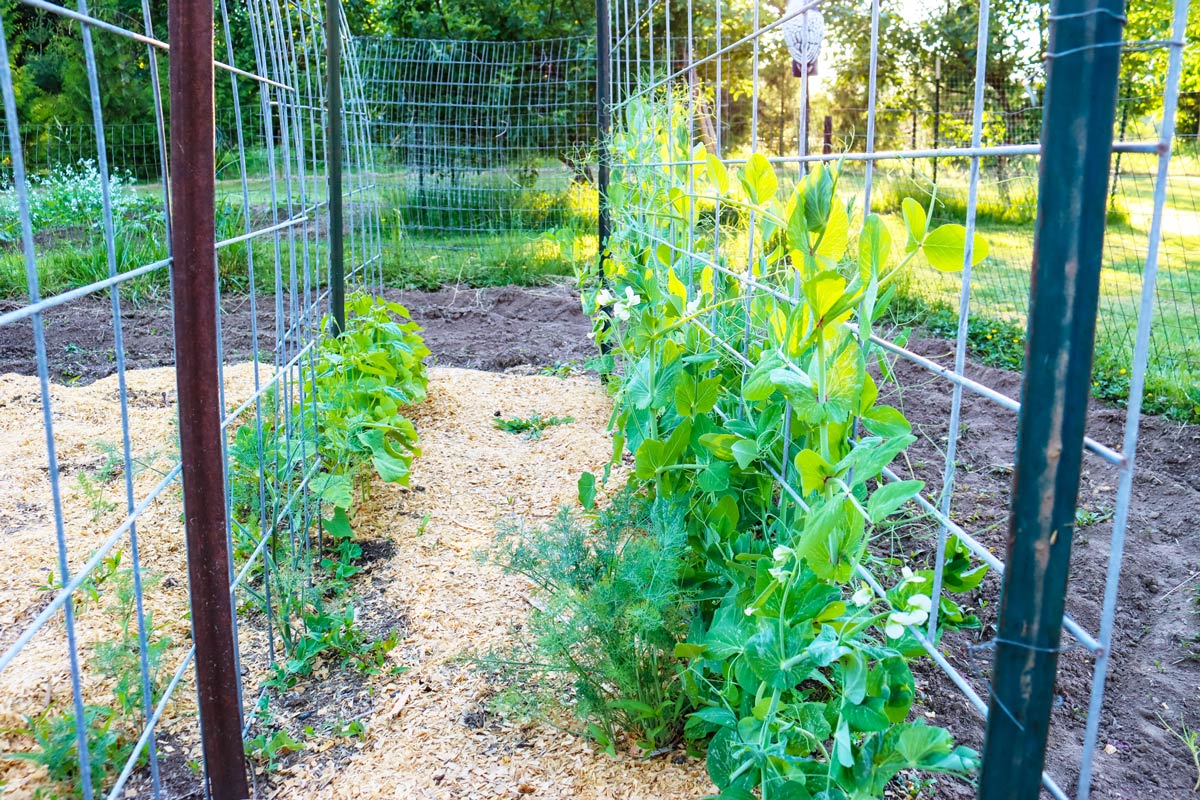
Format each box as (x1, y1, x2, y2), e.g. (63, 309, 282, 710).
(0, 0, 380, 797)
(604, 0, 1190, 797)
(356, 36, 597, 283)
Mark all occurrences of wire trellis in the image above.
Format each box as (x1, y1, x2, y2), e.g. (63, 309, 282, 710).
(355, 36, 597, 278)
(0, 0, 380, 797)
(603, 0, 1190, 798)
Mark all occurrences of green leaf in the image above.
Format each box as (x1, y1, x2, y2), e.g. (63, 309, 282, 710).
(577, 471, 596, 510)
(707, 729, 754, 791)
(867, 480, 924, 523)
(857, 213, 891, 279)
(843, 700, 891, 732)
(796, 500, 864, 583)
(745, 624, 813, 689)
(311, 473, 353, 510)
(861, 405, 912, 437)
(634, 438, 669, 479)
(697, 461, 731, 492)
(901, 197, 927, 252)
(358, 429, 413, 484)
(921, 223, 989, 272)
(699, 433, 739, 461)
(806, 624, 850, 667)
(321, 507, 354, 541)
(707, 151, 730, 195)
(731, 438, 759, 469)
(739, 152, 778, 205)
(674, 642, 708, 660)
(837, 435, 916, 488)
(794, 449, 836, 496)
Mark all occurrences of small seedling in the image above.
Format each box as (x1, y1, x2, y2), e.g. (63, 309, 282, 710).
(245, 729, 303, 771)
(1074, 506, 1114, 528)
(493, 412, 575, 440)
(1156, 714, 1199, 791)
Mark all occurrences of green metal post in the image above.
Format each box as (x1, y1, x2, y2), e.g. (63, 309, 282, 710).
(326, 0, 345, 334)
(977, 1, 1125, 798)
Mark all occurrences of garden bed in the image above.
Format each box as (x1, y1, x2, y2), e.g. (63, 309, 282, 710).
(0, 284, 1195, 798)
(0, 284, 594, 384)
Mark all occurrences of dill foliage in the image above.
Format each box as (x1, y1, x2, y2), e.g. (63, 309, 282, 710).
(488, 488, 694, 753)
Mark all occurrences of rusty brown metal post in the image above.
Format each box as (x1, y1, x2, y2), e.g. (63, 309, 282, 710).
(168, 0, 251, 796)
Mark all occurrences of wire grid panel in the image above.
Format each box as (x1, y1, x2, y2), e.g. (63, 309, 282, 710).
(355, 36, 596, 271)
(0, 1, 380, 797)
(603, 0, 1189, 797)
(819, 81, 1200, 416)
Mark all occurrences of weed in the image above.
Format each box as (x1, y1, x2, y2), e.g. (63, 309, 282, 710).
(1074, 506, 1114, 528)
(1157, 714, 1200, 791)
(7, 564, 169, 798)
(493, 412, 575, 440)
(245, 729, 303, 772)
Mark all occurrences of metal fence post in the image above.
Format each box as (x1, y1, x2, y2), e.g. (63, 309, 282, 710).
(167, 0, 251, 797)
(977, 0, 1125, 797)
(327, 0, 345, 333)
(596, 0, 612, 271)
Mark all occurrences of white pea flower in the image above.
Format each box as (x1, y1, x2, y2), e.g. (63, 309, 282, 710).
(594, 287, 616, 306)
(884, 594, 932, 639)
(899, 566, 926, 587)
(686, 295, 703, 315)
(907, 594, 932, 613)
(772, 545, 794, 563)
(624, 286, 642, 306)
(851, 583, 873, 607)
(613, 302, 631, 322)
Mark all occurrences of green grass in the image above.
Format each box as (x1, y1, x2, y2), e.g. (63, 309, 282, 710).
(869, 159, 1200, 423)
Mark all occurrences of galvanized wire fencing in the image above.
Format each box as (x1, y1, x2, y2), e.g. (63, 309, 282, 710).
(817, 84, 1200, 419)
(355, 36, 597, 283)
(601, 0, 1190, 797)
(0, 0, 379, 797)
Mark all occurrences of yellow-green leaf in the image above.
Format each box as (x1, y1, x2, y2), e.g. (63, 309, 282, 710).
(739, 152, 778, 205)
(922, 224, 989, 272)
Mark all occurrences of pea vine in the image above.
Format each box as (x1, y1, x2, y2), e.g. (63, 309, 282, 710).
(578, 96, 992, 798)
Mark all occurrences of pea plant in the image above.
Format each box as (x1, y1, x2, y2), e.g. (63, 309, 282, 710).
(229, 292, 427, 695)
(578, 95, 991, 797)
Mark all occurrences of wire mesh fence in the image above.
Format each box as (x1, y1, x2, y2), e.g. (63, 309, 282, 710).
(597, 0, 1190, 797)
(815, 86, 1200, 419)
(355, 36, 598, 284)
(0, 0, 380, 796)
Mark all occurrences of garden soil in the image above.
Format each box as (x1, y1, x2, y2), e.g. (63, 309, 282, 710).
(0, 284, 1196, 798)
(0, 284, 595, 383)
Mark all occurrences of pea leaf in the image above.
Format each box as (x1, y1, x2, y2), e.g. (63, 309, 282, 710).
(921, 223, 989, 272)
(700, 432, 739, 461)
(861, 405, 912, 437)
(867, 480, 924, 523)
(739, 152, 778, 204)
(311, 473, 353, 510)
(634, 438, 669, 479)
(745, 624, 814, 689)
(731, 438, 759, 469)
(901, 197, 927, 252)
(858, 213, 891, 279)
(707, 151, 730, 195)
(577, 471, 596, 510)
(321, 507, 354, 541)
